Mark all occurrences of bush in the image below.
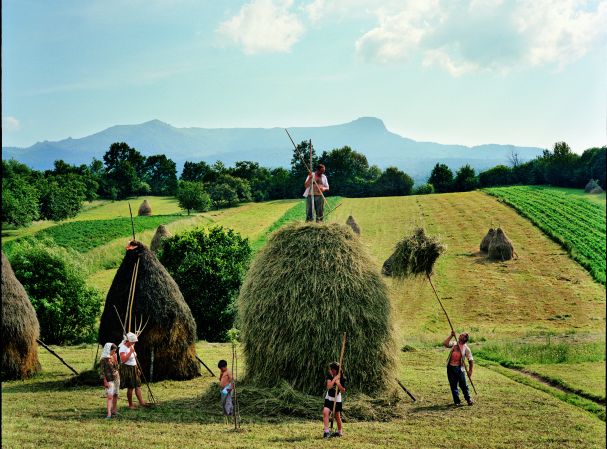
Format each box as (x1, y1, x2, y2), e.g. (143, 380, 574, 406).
(208, 183, 239, 209)
(1, 175, 40, 227)
(158, 226, 252, 341)
(454, 164, 479, 191)
(413, 183, 434, 195)
(177, 181, 211, 215)
(479, 165, 513, 187)
(9, 239, 102, 344)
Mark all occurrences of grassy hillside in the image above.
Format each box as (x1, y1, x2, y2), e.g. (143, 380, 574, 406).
(484, 186, 606, 284)
(3, 190, 605, 448)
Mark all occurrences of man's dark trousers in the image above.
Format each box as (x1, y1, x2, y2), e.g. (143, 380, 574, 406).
(447, 365, 470, 404)
(306, 195, 324, 222)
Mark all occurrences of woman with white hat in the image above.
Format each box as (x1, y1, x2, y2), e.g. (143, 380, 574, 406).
(100, 342, 120, 418)
(119, 332, 149, 409)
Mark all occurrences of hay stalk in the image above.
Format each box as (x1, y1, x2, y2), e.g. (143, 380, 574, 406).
(330, 332, 347, 431)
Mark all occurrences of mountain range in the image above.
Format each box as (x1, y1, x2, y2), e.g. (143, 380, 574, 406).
(2, 117, 544, 183)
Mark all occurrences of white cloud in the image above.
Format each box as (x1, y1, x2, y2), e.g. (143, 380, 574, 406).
(355, 0, 607, 75)
(2, 116, 21, 131)
(217, 0, 304, 54)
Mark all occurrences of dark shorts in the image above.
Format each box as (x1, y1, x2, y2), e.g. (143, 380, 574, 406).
(119, 364, 141, 389)
(323, 399, 342, 413)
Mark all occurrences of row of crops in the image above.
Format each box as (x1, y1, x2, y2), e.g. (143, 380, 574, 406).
(485, 186, 606, 284)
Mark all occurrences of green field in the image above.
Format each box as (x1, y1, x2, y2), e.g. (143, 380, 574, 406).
(485, 186, 606, 284)
(3, 190, 606, 448)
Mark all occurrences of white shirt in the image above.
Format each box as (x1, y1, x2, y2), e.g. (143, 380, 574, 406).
(119, 342, 137, 366)
(303, 174, 329, 197)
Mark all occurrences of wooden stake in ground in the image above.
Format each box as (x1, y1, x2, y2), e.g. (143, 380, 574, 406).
(396, 379, 417, 402)
(196, 355, 216, 377)
(36, 339, 79, 375)
(231, 343, 240, 430)
(330, 333, 347, 432)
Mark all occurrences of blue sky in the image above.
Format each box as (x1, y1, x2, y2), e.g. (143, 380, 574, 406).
(2, 0, 606, 152)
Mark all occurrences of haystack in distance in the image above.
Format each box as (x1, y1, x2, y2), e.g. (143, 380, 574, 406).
(488, 228, 515, 261)
(346, 215, 361, 235)
(1, 252, 41, 380)
(480, 228, 495, 253)
(98, 241, 199, 381)
(138, 199, 152, 216)
(150, 224, 172, 253)
(238, 222, 396, 396)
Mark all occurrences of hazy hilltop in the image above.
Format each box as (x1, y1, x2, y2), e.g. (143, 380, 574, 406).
(2, 117, 543, 182)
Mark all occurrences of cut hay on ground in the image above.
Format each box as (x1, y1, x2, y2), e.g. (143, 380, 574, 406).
(138, 199, 152, 216)
(1, 252, 41, 380)
(98, 241, 199, 381)
(480, 228, 495, 253)
(585, 179, 599, 193)
(199, 381, 403, 421)
(383, 228, 445, 279)
(346, 215, 361, 235)
(150, 224, 172, 253)
(488, 227, 515, 261)
(238, 222, 396, 397)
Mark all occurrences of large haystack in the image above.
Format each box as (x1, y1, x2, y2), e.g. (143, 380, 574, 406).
(138, 199, 152, 216)
(98, 241, 199, 381)
(346, 215, 361, 235)
(383, 228, 445, 279)
(238, 222, 396, 396)
(488, 228, 514, 261)
(150, 224, 172, 253)
(1, 252, 41, 380)
(480, 228, 495, 253)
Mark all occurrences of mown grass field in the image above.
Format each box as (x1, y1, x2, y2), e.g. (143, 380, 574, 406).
(3, 190, 606, 448)
(485, 186, 606, 284)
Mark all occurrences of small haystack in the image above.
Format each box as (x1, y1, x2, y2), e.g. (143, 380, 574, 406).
(138, 199, 152, 216)
(98, 241, 199, 381)
(150, 225, 172, 253)
(238, 223, 396, 396)
(480, 228, 495, 253)
(488, 228, 515, 261)
(383, 228, 446, 279)
(1, 252, 41, 380)
(584, 179, 599, 193)
(346, 215, 361, 235)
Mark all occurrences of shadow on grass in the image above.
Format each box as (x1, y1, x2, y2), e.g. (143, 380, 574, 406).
(409, 403, 461, 414)
(2, 378, 74, 393)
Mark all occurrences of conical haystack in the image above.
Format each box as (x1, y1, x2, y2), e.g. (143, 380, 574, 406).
(346, 215, 361, 235)
(585, 179, 599, 193)
(238, 223, 396, 396)
(98, 241, 199, 380)
(138, 199, 152, 216)
(480, 228, 495, 253)
(488, 228, 514, 261)
(150, 224, 172, 253)
(383, 228, 445, 278)
(1, 252, 41, 380)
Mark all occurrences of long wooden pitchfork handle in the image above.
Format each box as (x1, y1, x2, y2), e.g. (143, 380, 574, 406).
(427, 274, 478, 395)
(330, 333, 347, 431)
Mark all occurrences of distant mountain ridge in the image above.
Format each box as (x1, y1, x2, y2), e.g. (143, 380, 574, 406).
(2, 117, 544, 183)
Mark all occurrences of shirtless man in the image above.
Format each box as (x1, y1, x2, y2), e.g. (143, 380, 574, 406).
(443, 330, 474, 406)
(218, 360, 234, 416)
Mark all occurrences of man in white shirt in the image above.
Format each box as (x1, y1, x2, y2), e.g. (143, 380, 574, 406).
(304, 164, 329, 222)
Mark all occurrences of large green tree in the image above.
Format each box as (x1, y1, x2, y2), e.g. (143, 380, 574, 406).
(181, 160, 211, 182)
(1, 175, 40, 227)
(102, 142, 146, 198)
(453, 164, 479, 191)
(176, 181, 211, 215)
(428, 163, 454, 193)
(143, 154, 178, 195)
(373, 166, 414, 196)
(38, 175, 87, 221)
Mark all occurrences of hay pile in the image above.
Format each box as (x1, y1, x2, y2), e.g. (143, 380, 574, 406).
(346, 215, 361, 235)
(487, 228, 514, 261)
(1, 252, 41, 380)
(98, 241, 199, 381)
(150, 224, 172, 253)
(138, 199, 152, 216)
(480, 228, 495, 253)
(584, 179, 599, 193)
(382, 228, 445, 279)
(238, 223, 396, 397)
(590, 186, 604, 194)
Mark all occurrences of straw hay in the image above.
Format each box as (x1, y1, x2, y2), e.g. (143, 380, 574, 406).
(383, 228, 446, 279)
(488, 228, 514, 261)
(589, 186, 604, 194)
(480, 228, 495, 253)
(138, 199, 152, 216)
(584, 179, 599, 193)
(346, 215, 361, 235)
(98, 241, 200, 381)
(238, 222, 396, 396)
(1, 252, 41, 380)
(150, 224, 172, 253)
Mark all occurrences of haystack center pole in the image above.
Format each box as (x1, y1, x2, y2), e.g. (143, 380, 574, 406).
(36, 339, 79, 375)
(426, 274, 477, 395)
(128, 203, 136, 241)
(309, 139, 315, 221)
(330, 332, 347, 431)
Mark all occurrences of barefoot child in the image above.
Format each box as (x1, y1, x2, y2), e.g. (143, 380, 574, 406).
(100, 343, 120, 419)
(322, 361, 346, 438)
(218, 359, 234, 417)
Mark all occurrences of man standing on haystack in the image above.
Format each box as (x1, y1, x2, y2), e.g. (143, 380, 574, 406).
(304, 164, 329, 222)
(119, 332, 149, 409)
(443, 330, 474, 406)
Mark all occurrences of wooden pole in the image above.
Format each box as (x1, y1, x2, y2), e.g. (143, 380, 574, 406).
(128, 203, 136, 241)
(426, 274, 477, 395)
(309, 139, 315, 221)
(231, 344, 239, 430)
(196, 355, 216, 377)
(396, 379, 417, 402)
(330, 333, 347, 431)
(127, 258, 140, 332)
(36, 339, 79, 375)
